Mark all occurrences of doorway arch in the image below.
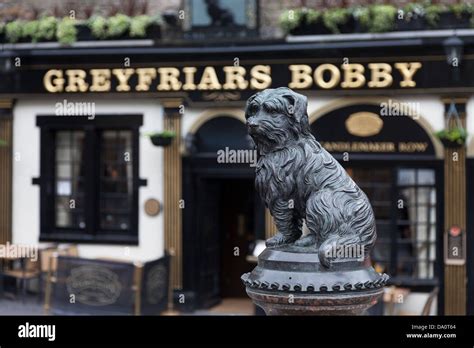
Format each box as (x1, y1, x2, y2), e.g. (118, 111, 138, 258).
(309, 97, 443, 158)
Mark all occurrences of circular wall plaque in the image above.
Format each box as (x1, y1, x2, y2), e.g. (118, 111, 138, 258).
(144, 199, 161, 216)
(345, 112, 383, 137)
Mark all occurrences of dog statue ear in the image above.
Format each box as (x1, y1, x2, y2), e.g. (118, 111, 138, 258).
(282, 94, 297, 116)
(282, 93, 306, 122)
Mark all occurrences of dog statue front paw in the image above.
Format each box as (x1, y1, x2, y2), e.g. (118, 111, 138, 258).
(266, 232, 299, 247)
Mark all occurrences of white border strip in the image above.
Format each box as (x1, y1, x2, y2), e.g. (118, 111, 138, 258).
(287, 29, 474, 42)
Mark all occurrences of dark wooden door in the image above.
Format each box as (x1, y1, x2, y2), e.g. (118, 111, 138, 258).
(196, 178, 221, 308)
(220, 179, 255, 298)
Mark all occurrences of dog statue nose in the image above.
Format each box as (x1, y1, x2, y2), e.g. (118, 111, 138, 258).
(247, 121, 258, 128)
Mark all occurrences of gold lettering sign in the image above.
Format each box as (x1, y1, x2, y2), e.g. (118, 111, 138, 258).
(43, 69, 65, 93)
(321, 141, 396, 152)
(345, 112, 383, 137)
(314, 64, 341, 89)
(41, 62, 422, 94)
(394, 62, 422, 87)
(398, 142, 428, 152)
(321, 141, 429, 153)
(341, 64, 366, 89)
(90, 69, 111, 92)
(250, 65, 272, 89)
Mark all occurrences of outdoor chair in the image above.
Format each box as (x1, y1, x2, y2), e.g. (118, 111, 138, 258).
(421, 286, 439, 316)
(2, 256, 41, 302)
(41, 244, 79, 306)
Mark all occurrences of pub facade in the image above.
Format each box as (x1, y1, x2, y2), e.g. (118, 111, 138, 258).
(0, 0, 473, 315)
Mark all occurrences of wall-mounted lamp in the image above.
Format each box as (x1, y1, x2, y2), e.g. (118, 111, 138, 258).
(0, 56, 12, 74)
(443, 36, 464, 66)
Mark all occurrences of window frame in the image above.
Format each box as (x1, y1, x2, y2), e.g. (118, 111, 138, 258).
(342, 160, 443, 292)
(36, 115, 143, 245)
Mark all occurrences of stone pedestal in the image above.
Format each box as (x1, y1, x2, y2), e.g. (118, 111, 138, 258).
(241, 247, 388, 315)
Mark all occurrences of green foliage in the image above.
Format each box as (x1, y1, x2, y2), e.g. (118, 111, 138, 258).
(280, 2, 474, 34)
(322, 8, 349, 34)
(369, 5, 397, 32)
(107, 14, 131, 38)
(451, 2, 474, 18)
(305, 9, 321, 25)
(279, 9, 304, 33)
(56, 18, 77, 45)
(37, 16, 57, 41)
(145, 130, 176, 138)
(402, 2, 425, 22)
(5, 20, 23, 43)
(89, 15, 108, 39)
(130, 15, 153, 37)
(89, 14, 159, 39)
(20, 17, 57, 42)
(435, 127, 467, 145)
(4, 17, 57, 43)
(352, 7, 370, 29)
(3, 13, 162, 43)
(22, 20, 40, 42)
(354, 5, 397, 32)
(424, 4, 447, 27)
(0, 139, 7, 147)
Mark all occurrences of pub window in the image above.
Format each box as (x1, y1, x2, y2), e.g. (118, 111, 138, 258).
(346, 166, 439, 286)
(36, 115, 142, 244)
(55, 131, 86, 229)
(396, 168, 437, 279)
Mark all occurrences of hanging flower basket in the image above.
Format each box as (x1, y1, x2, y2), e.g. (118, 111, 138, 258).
(436, 128, 467, 148)
(147, 131, 176, 147)
(435, 101, 467, 148)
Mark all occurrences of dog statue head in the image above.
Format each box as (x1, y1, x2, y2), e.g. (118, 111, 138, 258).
(245, 87, 311, 154)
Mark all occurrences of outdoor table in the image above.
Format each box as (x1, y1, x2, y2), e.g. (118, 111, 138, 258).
(0, 255, 28, 299)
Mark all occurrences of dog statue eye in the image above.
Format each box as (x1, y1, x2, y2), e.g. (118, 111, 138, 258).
(248, 103, 259, 116)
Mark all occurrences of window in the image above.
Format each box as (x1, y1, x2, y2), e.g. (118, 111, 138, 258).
(345, 166, 439, 286)
(182, 0, 258, 40)
(55, 131, 86, 229)
(396, 168, 437, 279)
(36, 115, 143, 244)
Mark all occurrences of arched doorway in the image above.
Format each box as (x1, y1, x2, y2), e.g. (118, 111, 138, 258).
(182, 115, 265, 309)
(310, 101, 444, 314)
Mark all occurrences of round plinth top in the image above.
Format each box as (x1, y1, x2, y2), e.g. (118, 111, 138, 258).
(241, 247, 389, 294)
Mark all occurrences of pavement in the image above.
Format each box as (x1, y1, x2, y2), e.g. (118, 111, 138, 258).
(0, 295, 45, 315)
(0, 294, 255, 316)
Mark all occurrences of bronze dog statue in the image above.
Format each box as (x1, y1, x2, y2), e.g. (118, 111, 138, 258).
(246, 87, 376, 267)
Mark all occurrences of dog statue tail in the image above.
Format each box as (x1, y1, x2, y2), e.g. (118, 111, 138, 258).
(318, 213, 376, 268)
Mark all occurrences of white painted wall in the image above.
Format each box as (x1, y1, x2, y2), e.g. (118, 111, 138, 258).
(12, 97, 165, 262)
(396, 95, 445, 131)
